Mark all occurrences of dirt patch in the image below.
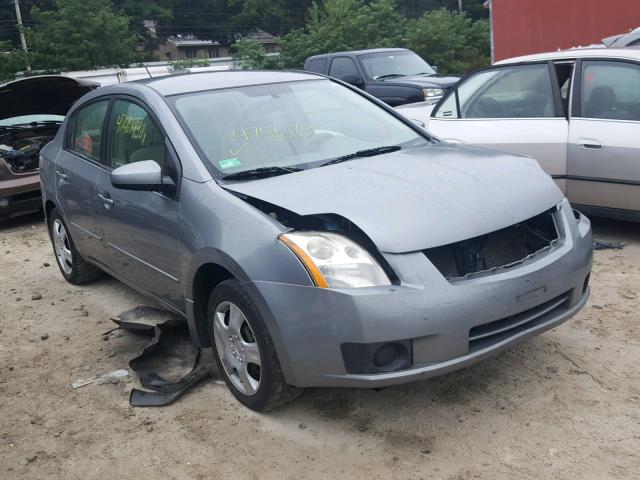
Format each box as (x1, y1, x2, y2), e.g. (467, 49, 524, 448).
(1, 214, 639, 479)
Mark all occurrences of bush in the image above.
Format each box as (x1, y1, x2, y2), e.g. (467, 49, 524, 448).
(231, 39, 282, 70)
(279, 0, 407, 69)
(405, 8, 490, 74)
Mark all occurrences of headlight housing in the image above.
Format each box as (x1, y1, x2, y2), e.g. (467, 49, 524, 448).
(279, 232, 391, 288)
(422, 87, 444, 98)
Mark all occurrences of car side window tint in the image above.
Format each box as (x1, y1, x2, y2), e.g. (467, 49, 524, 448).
(329, 57, 358, 81)
(580, 61, 640, 121)
(436, 65, 555, 119)
(69, 100, 109, 162)
(307, 58, 327, 74)
(108, 100, 167, 170)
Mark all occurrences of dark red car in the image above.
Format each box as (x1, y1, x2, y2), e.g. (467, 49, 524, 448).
(0, 75, 98, 222)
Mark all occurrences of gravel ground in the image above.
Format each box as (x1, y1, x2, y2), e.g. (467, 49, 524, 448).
(1, 213, 639, 480)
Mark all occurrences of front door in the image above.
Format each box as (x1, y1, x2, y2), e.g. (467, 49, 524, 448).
(429, 62, 570, 192)
(96, 98, 184, 310)
(55, 99, 110, 264)
(567, 59, 640, 217)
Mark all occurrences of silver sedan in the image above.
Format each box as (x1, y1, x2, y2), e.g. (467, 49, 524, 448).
(397, 47, 640, 222)
(40, 71, 592, 411)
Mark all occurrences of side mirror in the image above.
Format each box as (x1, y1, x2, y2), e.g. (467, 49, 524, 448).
(432, 65, 438, 73)
(340, 74, 364, 88)
(110, 160, 175, 193)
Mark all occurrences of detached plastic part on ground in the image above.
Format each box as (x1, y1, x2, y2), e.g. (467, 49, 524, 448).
(593, 240, 625, 250)
(108, 306, 211, 407)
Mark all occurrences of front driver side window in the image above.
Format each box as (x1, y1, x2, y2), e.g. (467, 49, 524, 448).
(435, 64, 555, 119)
(108, 100, 167, 171)
(329, 57, 359, 81)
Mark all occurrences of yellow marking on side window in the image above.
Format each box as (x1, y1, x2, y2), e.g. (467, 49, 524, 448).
(115, 113, 147, 145)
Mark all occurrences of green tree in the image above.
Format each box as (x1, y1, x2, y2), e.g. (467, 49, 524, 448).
(26, 0, 137, 71)
(405, 8, 489, 73)
(0, 41, 26, 82)
(279, 0, 406, 68)
(231, 38, 281, 70)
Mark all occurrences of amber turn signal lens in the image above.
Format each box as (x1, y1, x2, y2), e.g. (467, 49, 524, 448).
(278, 234, 330, 288)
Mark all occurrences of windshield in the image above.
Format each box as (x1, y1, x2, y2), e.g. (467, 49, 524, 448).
(0, 114, 64, 127)
(170, 79, 426, 177)
(359, 51, 435, 80)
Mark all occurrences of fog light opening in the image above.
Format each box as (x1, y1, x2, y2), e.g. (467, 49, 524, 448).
(373, 342, 409, 373)
(0, 198, 10, 208)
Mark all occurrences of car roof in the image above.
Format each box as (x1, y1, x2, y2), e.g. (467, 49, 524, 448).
(495, 47, 640, 65)
(132, 70, 324, 97)
(306, 48, 409, 60)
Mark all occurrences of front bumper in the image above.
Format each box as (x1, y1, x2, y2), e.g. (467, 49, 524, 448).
(246, 201, 593, 388)
(0, 164, 41, 221)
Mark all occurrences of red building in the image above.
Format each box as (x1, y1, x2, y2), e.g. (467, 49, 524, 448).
(489, 0, 640, 62)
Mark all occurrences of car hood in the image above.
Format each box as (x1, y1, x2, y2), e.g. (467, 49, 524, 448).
(0, 75, 99, 121)
(382, 73, 459, 89)
(224, 144, 564, 253)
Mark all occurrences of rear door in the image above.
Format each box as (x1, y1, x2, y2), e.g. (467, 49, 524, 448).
(567, 59, 640, 217)
(96, 97, 184, 309)
(55, 99, 111, 264)
(429, 62, 570, 192)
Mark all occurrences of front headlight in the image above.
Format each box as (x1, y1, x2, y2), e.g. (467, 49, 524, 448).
(422, 88, 444, 98)
(279, 232, 391, 288)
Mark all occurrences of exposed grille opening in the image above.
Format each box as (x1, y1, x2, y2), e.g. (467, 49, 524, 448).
(424, 209, 559, 279)
(11, 190, 41, 202)
(468, 290, 571, 352)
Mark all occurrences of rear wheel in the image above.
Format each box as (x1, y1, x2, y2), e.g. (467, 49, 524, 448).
(208, 279, 302, 411)
(49, 208, 102, 285)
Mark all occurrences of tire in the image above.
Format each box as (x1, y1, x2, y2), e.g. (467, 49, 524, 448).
(207, 279, 302, 411)
(48, 207, 102, 285)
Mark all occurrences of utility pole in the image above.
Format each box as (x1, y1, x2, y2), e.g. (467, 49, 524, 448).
(14, 0, 31, 72)
(458, 0, 463, 14)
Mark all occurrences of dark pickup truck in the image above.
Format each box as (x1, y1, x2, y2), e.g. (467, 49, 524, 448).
(304, 48, 459, 106)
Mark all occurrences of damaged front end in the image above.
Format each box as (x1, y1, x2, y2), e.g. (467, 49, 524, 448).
(0, 124, 59, 174)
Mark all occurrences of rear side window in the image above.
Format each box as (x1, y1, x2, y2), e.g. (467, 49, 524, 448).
(580, 60, 640, 121)
(328, 57, 358, 81)
(107, 100, 167, 170)
(69, 100, 109, 162)
(306, 58, 327, 74)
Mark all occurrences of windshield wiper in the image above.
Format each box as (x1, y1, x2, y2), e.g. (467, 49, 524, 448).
(321, 145, 402, 167)
(375, 73, 406, 80)
(222, 166, 302, 181)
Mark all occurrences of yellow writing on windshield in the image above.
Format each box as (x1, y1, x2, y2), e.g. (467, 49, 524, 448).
(115, 113, 147, 145)
(228, 124, 316, 156)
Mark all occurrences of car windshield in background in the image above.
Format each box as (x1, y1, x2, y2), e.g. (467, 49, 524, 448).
(0, 114, 64, 127)
(359, 51, 436, 80)
(170, 79, 426, 177)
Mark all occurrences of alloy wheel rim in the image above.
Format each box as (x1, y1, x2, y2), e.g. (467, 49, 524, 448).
(52, 219, 73, 275)
(213, 301, 262, 396)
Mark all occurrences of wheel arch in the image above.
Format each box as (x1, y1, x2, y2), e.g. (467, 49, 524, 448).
(185, 252, 296, 385)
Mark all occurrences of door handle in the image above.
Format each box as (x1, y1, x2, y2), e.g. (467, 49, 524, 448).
(55, 169, 69, 181)
(97, 193, 114, 208)
(578, 138, 603, 149)
(443, 138, 464, 144)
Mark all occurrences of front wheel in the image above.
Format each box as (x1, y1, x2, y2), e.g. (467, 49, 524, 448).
(207, 279, 302, 411)
(48, 208, 102, 285)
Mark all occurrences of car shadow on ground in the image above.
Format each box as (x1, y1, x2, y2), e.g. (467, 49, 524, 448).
(0, 210, 45, 231)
